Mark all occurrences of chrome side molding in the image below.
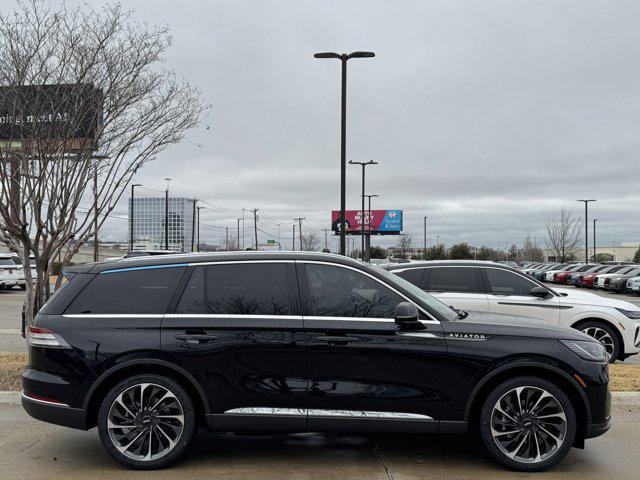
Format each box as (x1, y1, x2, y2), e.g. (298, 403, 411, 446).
(224, 407, 433, 420)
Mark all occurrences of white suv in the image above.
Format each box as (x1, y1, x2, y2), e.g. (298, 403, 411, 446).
(0, 253, 24, 290)
(385, 260, 640, 362)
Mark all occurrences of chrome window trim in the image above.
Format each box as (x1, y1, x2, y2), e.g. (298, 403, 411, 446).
(299, 260, 439, 323)
(63, 314, 164, 318)
(224, 407, 433, 420)
(188, 259, 295, 266)
(165, 314, 303, 321)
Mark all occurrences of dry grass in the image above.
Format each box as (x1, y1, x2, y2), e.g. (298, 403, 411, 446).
(0, 352, 27, 391)
(0, 352, 639, 392)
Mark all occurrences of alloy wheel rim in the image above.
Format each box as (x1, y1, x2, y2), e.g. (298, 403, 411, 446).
(107, 383, 184, 461)
(582, 326, 614, 359)
(490, 386, 567, 464)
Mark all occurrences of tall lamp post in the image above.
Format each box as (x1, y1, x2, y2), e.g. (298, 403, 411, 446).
(423, 216, 428, 260)
(314, 50, 375, 256)
(196, 206, 205, 252)
(129, 183, 142, 251)
(577, 199, 596, 263)
(164, 177, 172, 250)
(364, 194, 379, 260)
(349, 159, 377, 260)
(593, 218, 598, 262)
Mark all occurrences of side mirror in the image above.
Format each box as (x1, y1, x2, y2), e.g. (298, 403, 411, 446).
(395, 302, 422, 328)
(530, 286, 551, 298)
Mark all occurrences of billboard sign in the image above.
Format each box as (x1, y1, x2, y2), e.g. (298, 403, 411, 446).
(331, 209, 403, 235)
(0, 84, 103, 141)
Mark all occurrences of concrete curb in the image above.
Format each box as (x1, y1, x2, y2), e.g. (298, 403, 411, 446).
(1, 391, 640, 408)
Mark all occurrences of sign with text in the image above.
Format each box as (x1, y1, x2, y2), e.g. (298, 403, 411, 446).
(331, 209, 403, 235)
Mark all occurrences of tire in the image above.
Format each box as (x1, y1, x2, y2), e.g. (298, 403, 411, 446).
(480, 377, 576, 472)
(576, 320, 621, 363)
(97, 374, 195, 469)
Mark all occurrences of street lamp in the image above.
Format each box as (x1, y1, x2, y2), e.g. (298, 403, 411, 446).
(164, 177, 172, 250)
(577, 199, 596, 264)
(423, 216, 428, 260)
(196, 206, 205, 252)
(593, 218, 598, 262)
(129, 183, 142, 251)
(314, 50, 375, 256)
(349, 159, 377, 261)
(364, 194, 379, 260)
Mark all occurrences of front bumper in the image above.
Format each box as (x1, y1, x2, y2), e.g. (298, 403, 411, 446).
(21, 392, 87, 430)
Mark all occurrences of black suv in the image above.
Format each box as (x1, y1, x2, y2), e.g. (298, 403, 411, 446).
(23, 252, 610, 471)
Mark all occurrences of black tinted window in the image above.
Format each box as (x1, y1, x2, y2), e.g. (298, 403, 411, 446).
(66, 266, 185, 314)
(205, 263, 290, 315)
(425, 267, 481, 293)
(306, 264, 404, 318)
(176, 267, 204, 313)
(484, 268, 537, 296)
(394, 268, 424, 287)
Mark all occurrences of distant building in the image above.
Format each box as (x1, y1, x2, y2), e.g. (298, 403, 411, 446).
(129, 197, 196, 252)
(543, 242, 640, 262)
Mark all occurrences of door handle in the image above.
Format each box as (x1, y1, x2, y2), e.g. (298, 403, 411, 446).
(175, 333, 219, 345)
(316, 335, 357, 345)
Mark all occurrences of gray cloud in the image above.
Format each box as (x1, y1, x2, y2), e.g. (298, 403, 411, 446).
(79, 0, 640, 250)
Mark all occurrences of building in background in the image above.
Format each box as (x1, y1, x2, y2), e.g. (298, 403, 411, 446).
(543, 242, 640, 262)
(129, 197, 195, 252)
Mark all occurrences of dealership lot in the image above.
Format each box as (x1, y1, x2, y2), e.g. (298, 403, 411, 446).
(0, 403, 637, 479)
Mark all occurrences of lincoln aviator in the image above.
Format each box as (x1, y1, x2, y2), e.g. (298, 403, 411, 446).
(23, 252, 611, 471)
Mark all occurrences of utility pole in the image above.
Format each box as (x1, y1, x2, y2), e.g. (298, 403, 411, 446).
(349, 159, 377, 261)
(241, 208, 246, 250)
(129, 183, 142, 251)
(593, 218, 598, 261)
(164, 178, 172, 250)
(252, 208, 259, 250)
(314, 50, 375, 256)
(190, 198, 197, 252)
(323, 228, 329, 251)
(225, 227, 229, 251)
(292, 223, 296, 251)
(577, 199, 596, 263)
(294, 217, 305, 251)
(196, 206, 205, 252)
(93, 164, 99, 262)
(423, 216, 428, 260)
(237, 218, 242, 251)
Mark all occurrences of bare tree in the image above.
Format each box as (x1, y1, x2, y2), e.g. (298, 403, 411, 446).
(300, 231, 320, 251)
(545, 208, 582, 262)
(0, 1, 210, 321)
(396, 234, 413, 259)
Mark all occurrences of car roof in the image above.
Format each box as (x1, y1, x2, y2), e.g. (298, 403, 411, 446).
(64, 250, 363, 274)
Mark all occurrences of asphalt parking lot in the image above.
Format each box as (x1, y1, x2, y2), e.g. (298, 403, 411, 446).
(0, 403, 638, 480)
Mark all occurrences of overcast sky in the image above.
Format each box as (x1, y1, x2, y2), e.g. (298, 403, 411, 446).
(83, 0, 640, 251)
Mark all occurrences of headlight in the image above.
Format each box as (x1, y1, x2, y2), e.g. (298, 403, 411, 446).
(560, 340, 608, 362)
(615, 307, 640, 319)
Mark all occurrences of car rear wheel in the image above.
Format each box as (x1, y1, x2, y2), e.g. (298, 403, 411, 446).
(480, 377, 576, 472)
(577, 321, 620, 363)
(98, 374, 195, 469)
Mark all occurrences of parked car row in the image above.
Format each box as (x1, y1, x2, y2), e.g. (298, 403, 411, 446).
(522, 261, 640, 295)
(0, 252, 36, 290)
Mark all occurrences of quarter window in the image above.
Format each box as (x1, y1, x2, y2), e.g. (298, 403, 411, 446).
(305, 264, 404, 318)
(424, 267, 481, 293)
(484, 268, 538, 296)
(66, 266, 185, 314)
(205, 263, 291, 315)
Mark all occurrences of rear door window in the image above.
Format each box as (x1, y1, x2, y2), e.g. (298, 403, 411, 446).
(176, 267, 205, 313)
(66, 266, 185, 314)
(393, 268, 425, 287)
(484, 268, 538, 296)
(423, 267, 482, 293)
(205, 263, 291, 315)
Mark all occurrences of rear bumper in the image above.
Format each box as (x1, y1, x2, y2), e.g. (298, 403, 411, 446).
(21, 392, 88, 430)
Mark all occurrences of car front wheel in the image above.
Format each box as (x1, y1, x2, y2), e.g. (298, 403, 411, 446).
(480, 377, 576, 472)
(577, 321, 620, 363)
(97, 374, 195, 469)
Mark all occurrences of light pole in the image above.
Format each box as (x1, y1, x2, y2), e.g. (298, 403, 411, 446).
(164, 178, 172, 250)
(129, 183, 142, 251)
(364, 194, 379, 260)
(314, 50, 375, 256)
(237, 218, 242, 251)
(196, 206, 205, 252)
(423, 216, 428, 260)
(593, 218, 598, 262)
(577, 199, 596, 263)
(349, 159, 377, 260)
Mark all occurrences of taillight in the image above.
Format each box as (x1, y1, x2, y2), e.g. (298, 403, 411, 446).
(27, 325, 70, 349)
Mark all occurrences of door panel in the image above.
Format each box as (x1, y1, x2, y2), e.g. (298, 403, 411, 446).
(482, 267, 561, 323)
(299, 262, 446, 429)
(161, 262, 307, 431)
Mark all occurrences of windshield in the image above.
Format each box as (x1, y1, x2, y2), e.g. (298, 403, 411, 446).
(372, 266, 459, 321)
(0, 258, 16, 266)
